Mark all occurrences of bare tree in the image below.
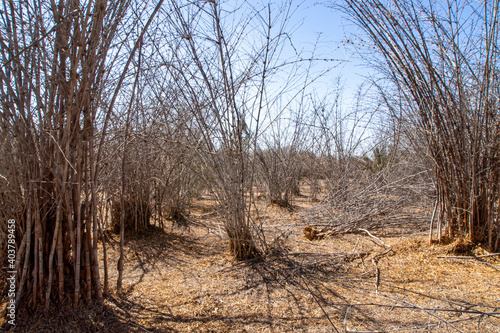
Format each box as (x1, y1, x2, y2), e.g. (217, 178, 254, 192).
(0, 0, 174, 308)
(257, 105, 311, 208)
(338, 0, 500, 250)
(0, 0, 131, 307)
(156, 0, 307, 260)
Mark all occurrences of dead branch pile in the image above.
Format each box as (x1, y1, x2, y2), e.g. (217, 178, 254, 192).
(301, 171, 431, 237)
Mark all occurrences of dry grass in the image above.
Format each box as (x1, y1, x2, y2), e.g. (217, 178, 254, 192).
(3, 193, 500, 332)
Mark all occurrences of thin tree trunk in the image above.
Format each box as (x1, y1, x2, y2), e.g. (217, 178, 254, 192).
(429, 198, 439, 244)
(16, 202, 32, 305)
(57, 211, 64, 303)
(44, 202, 62, 310)
(90, 125, 103, 300)
(73, 169, 82, 307)
(97, 216, 109, 296)
(84, 228, 92, 300)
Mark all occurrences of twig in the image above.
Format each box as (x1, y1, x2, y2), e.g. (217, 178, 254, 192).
(359, 228, 391, 248)
(343, 305, 352, 331)
(128, 321, 153, 332)
(299, 273, 340, 333)
(437, 257, 500, 271)
(437, 253, 500, 259)
(371, 258, 380, 294)
(352, 236, 361, 252)
(345, 314, 486, 332)
(368, 246, 393, 295)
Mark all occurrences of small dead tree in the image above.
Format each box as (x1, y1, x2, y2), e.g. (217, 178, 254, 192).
(162, 0, 303, 260)
(257, 137, 307, 208)
(309, 86, 375, 202)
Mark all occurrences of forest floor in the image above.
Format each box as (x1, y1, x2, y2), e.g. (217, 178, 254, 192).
(6, 190, 500, 332)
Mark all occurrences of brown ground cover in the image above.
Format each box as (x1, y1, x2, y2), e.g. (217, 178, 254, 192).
(5, 192, 500, 332)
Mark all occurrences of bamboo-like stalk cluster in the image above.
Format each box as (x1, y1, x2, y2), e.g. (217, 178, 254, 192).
(343, 0, 500, 250)
(0, 0, 128, 308)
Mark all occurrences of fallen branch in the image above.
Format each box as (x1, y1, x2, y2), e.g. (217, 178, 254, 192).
(345, 314, 488, 333)
(359, 228, 391, 248)
(299, 273, 340, 333)
(437, 257, 500, 271)
(371, 257, 380, 294)
(437, 253, 500, 259)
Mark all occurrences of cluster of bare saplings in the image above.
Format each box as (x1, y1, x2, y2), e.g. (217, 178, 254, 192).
(0, 0, 498, 319)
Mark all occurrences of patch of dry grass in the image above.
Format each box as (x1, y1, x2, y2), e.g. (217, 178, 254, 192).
(5, 193, 500, 332)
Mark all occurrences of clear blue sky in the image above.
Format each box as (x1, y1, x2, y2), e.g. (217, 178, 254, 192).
(289, 2, 370, 100)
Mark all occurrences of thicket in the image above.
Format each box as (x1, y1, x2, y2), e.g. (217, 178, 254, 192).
(341, 0, 500, 250)
(1, 0, 498, 313)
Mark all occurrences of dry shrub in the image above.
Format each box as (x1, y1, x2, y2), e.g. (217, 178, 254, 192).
(443, 237, 474, 255)
(271, 198, 293, 209)
(342, 0, 500, 251)
(111, 199, 151, 233)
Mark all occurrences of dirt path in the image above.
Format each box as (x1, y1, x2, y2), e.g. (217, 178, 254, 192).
(10, 197, 500, 332)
